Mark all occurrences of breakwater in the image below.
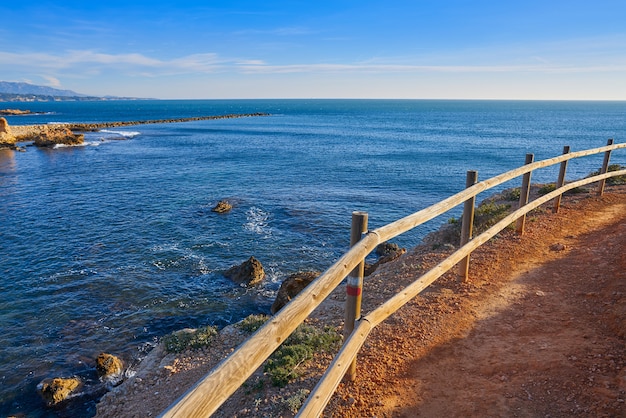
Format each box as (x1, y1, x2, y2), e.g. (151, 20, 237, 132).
(1, 112, 270, 149)
(67, 112, 270, 131)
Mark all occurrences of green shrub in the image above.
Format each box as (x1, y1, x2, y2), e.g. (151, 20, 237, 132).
(264, 323, 341, 387)
(587, 164, 626, 185)
(502, 188, 521, 201)
(282, 389, 311, 413)
(473, 202, 511, 234)
(162, 325, 218, 353)
(564, 186, 588, 194)
(236, 314, 270, 333)
(537, 183, 557, 196)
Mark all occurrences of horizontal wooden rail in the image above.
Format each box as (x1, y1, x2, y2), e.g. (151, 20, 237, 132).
(374, 142, 625, 244)
(161, 141, 625, 418)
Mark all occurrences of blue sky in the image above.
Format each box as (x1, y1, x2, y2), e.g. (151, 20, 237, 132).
(1, 1, 625, 99)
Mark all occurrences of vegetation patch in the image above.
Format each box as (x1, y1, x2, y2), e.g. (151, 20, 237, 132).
(588, 164, 626, 185)
(537, 183, 557, 196)
(162, 325, 218, 353)
(282, 389, 311, 413)
(473, 202, 512, 234)
(264, 323, 341, 387)
(236, 314, 270, 333)
(502, 187, 521, 201)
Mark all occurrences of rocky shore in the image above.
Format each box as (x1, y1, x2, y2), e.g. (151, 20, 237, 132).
(0, 112, 270, 150)
(11, 123, 85, 147)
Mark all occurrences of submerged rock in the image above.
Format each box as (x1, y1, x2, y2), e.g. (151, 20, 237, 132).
(271, 271, 320, 314)
(96, 353, 124, 386)
(224, 256, 265, 286)
(38, 377, 82, 406)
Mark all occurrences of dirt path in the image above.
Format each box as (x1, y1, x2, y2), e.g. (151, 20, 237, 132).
(326, 188, 626, 417)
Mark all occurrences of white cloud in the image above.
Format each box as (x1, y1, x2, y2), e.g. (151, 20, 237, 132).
(41, 75, 61, 87)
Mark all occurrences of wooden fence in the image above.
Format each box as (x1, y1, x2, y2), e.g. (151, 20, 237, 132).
(160, 140, 625, 418)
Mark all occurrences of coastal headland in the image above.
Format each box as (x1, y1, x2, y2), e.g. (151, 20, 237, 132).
(0, 112, 270, 150)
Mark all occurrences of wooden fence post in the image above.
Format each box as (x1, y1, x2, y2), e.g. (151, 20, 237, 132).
(344, 211, 368, 381)
(516, 153, 534, 234)
(553, 146, 570, 213)
(597, 138, 614, 196)
(458, 170, 478, 281)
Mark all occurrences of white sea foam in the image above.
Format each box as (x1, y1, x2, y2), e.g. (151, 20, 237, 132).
(244, 207, 272, 236)
(53, 141, 100, 149)
(100, 129, 141, 138)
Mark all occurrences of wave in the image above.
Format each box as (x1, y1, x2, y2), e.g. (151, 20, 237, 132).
(53, 141, 100, 149)
(100, 129, 141, 138)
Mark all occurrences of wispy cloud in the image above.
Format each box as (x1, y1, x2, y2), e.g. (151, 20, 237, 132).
(1, 46, 625, 80)
(40, 75, 61, 87)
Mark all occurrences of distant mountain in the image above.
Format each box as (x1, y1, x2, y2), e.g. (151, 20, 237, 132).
(0, 81, 146, 102)
(0, 81, 87, 97)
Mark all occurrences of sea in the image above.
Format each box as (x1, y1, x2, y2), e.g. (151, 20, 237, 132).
(1, 99, 625, 417)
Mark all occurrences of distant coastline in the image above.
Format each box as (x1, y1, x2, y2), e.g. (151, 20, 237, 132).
(0, 93, 146, 102)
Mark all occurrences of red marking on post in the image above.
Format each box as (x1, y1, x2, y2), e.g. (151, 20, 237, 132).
(346, 286, 362, 296)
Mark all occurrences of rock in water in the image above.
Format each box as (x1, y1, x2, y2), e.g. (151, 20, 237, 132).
(0, 117, 16, 147)
(96, 353, 124, 386)
(271, 271, 320, 314)
(212, 200, 233, 213)
(0, 108, 32, 115)
(33, 125, 84, 147)
(224, 256, 265, 286)
(38, 377, 81, 406)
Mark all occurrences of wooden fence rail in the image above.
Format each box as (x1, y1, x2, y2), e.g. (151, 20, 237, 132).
(160, 141, 626, 418)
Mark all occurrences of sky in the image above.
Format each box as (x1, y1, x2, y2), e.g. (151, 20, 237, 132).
(1, 1, 625, 100)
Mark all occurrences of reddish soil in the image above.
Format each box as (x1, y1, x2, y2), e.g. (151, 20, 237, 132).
(96, 185, 625, 418)
(327, 186, 625, 417)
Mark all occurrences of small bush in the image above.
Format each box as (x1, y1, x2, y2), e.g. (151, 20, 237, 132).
(502, 188, 521, 201)
(236, 314, 270, 333)
(473, 202, 511, 234)
(282, 389, 311, 413)
(587, 164, 626, 185)
(537, 183, 557, 196)
(264, 323, 341, 387)
(162, 326, 218, 353)
(564, 186, 588, 194)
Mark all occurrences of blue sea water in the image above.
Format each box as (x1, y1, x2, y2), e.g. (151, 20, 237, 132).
(1, 99, 625, 417)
